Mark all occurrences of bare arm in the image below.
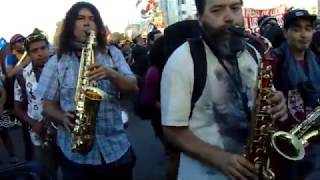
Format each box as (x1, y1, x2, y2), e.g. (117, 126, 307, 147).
(43, 100, 74, 131)
(43, 100, 65, 125)
(163, 126, 258, 180)
(163, 126, 225, 168)
(6, 57, 30, 78)
(87, 64, 138, 95)
(109, 70, 138, 94)
(14, 101, 35, 126)
(0, 86, 6, 113)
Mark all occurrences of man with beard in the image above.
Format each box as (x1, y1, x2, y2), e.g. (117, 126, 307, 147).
(160, 0, 288, 179)
(14, 29, 59, 179)
(271, 9, 320, 179)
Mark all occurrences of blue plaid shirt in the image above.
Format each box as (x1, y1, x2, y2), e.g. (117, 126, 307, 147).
(36, 46, 135, 165)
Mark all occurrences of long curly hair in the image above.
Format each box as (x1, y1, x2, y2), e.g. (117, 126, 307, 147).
(57, 2, 106, 58)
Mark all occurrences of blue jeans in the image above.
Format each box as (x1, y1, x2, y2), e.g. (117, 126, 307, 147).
(59, 147, 136, 180)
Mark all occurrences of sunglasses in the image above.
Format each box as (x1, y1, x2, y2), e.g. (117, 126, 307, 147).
(25, 33, 47, 44)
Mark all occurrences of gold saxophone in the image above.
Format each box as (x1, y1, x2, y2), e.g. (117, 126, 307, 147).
(230, 26, 320, 179)
(72, 30, 106, 155)
(271, 106, 320, 161)
(41, 117, 57, 149)
(230, 26, 276, 179)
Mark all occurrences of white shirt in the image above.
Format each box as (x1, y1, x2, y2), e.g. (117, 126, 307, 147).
(14, 63, 44, 146)
(161, 41, 259, 179)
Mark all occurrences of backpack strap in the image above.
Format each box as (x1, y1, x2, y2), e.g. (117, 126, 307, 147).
(188, 39, 207, 118)
(245, 43, 259, 64)
(15, 71, 28, 107)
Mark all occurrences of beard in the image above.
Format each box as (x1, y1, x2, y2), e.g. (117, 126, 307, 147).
(202, 22, 245, 60)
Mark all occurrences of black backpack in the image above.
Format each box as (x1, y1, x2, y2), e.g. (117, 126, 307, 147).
(134, 20, 206, 120)
(134, 20, 259, 120)
(133, 38, 207, 120)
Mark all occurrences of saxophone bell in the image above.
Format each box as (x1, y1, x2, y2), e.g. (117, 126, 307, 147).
(271, 106, 320, 161)
(271, 131, 305, 161)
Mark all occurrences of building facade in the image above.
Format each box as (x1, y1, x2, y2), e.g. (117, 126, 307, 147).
(160, 0, 196, 26)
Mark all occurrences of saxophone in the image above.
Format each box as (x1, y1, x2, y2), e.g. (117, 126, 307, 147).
(246, 35, 276, 180)
(41, 117, 57, 149)
(230, 26, 320, 179)
(271, 105, 320, 161)
(72, 30, 106, 155)
(228, 26, 276, 179)
(229, 26, 279, 179)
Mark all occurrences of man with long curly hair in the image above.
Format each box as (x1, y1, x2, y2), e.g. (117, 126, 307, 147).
(36, 2, 138, 179)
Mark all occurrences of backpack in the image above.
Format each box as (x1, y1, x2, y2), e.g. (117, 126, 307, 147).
(134, 38, 207, 120)
(133, 20, 204, 120)
(133, 20, 259, 120)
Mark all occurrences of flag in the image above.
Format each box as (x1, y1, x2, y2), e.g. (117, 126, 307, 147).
(0, 38, 7, 50)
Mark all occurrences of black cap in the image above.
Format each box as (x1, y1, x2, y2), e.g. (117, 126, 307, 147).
(258, 15, 277, 28)
(283, 9, 317, 30)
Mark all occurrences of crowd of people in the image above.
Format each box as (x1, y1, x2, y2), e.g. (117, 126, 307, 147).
(1, 0, 320, 179)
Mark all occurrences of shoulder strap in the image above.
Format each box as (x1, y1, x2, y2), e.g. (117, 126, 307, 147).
(188, 39, 207, 118)
(15, 71, 27, 105)
(245, 43, 258, 64)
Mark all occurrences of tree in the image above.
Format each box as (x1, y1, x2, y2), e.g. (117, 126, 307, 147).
(111, 32, 125, 44)
(53, 19, 64, 48)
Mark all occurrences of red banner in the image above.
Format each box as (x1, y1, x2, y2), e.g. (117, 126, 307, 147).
(243, 4, 288, 32)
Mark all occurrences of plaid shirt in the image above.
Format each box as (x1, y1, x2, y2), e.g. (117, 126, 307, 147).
(36, 46, 135, 165)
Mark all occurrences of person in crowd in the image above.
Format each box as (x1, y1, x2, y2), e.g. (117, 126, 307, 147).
(271, 9, 320, 179)
(147, 29, 162, 48)
(142, 37, 179, 179)
(257, 15, 278, 35)
(0, 65, 19, 164)
(257, 15, 285, 48)
(5, 34, 30, 78)
(160, 0, 287, 179)
(121, 40, 133, 64)
(311, 30, 320, 62)
(14, 29, 59, 179)
(3, 34, 33, 161)
(36, 2, 138, 179)
(131, 33, 149, 79)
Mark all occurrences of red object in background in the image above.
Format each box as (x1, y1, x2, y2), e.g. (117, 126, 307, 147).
(243, 4, 288, 31)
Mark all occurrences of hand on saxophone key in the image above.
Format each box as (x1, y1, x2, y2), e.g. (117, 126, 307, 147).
(62, 111, 75, 133)
(268, 91, 288, 122)
(218, 152, 258, 180)
(86, 64, 117, 81)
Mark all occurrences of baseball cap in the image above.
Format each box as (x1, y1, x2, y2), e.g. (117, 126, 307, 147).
(9, 34, 25, 44)
(283, 9, 317, 30)
(132, 32, 142, 41)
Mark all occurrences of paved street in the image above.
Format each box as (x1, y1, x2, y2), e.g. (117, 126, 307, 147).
(0, 105, 167, 180)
